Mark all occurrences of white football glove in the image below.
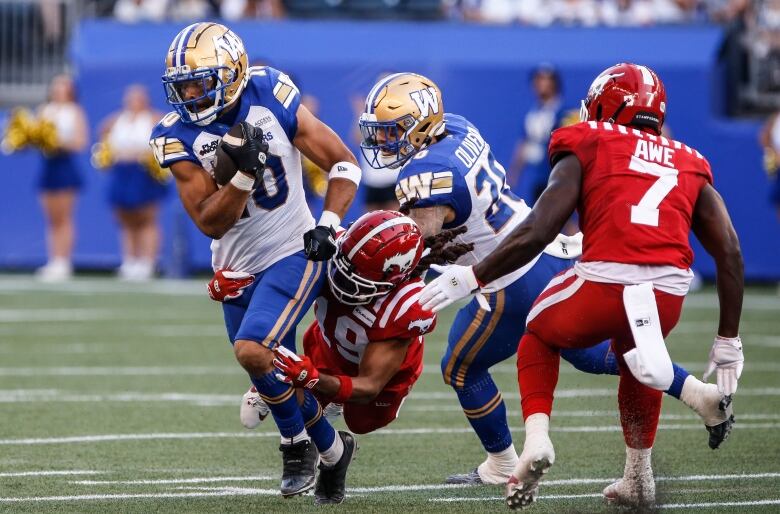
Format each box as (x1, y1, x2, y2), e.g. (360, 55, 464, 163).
(703, 336, 744, 396)
(419, 264, 491, 313)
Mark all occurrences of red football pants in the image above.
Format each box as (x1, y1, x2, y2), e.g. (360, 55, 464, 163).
(517, 274, 684, 449)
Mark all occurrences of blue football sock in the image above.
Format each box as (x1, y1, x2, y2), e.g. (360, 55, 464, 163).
(299, 390, 337, 452)
(561, 340, 619, 375)
(665, 363, 690, 399)
(455, 373, 512, 453)
(251, 372, 305, 439)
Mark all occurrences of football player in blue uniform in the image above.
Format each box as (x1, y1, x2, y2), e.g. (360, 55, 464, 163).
(358, 73, 734, 485)
(150, 23, 361, 501)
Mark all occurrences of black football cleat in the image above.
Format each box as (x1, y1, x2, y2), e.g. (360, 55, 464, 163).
(314, 431, 357, 505)
(445, 468, 484, 485)
(707, 395, 735, 450)
(279, 439, 319, 497)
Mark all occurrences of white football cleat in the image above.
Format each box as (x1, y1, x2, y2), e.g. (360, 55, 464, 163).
(240, 386, 269, 429)
(602, 475, 655, 507)
(505, 437, 555, 510)
(681, 377, 735, 449)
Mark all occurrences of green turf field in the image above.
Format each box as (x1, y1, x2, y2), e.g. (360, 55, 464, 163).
(0, 276, 778, 513)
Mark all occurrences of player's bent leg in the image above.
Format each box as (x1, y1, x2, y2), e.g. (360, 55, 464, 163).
(507, 331, 559, 510)
(231, 253, 327, 497)
(441, 291, 520, 485)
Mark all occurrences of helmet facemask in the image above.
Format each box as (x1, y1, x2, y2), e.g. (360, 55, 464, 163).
(327, 251, 394, 306)
(359, 113, 418, 170)
(163, 65, 239, 126)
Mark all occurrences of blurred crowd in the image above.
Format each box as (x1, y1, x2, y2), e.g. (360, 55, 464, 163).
(452, 0, 747, 25)
(76, 0, 759, 25)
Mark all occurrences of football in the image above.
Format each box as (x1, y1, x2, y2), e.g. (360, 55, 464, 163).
(213, 122, 249, 186)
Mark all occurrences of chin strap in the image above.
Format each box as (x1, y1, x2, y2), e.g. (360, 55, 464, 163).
(606, 101, 628, 124)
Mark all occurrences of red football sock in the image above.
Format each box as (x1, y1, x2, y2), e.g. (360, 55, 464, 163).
(517, 331, 560, 421)
(616, 354, 663, 449)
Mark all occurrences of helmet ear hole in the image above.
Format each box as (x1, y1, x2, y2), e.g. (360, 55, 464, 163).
(595, 104, 603, 121)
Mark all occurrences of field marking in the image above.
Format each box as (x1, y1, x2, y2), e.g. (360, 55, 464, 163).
(0, 470, 103, 478)
(0, 308, 216, 323)
(0, 489, 278, 503)
(72, 476, 275, 486)
(0, 367, 238, 377)
(2, 422, 778, 446)
(0, 325, 226, 338)
(3, 475, 780, 504)
(661, 499, 780, 509)
(0, 277, 205, 296)
(2, 386, 780, 408)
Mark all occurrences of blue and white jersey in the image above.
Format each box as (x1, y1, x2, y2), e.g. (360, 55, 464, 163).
(150, 67, 314, 274)
(395, 113, 540, 292)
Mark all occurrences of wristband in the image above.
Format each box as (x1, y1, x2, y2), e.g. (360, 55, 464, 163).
(328, 161, 362, 186)
(332, 375, 353, 403)
(317, 210, 341, 229)
(230, 171, 255, 192)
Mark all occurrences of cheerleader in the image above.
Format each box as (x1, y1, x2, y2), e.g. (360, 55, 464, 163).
(97, 84, 168, 281)
(35, 75, 88, 281)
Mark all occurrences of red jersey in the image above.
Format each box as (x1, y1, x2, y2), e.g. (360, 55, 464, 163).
(305, 278, 436, 393)
(549, 121, 713, 269)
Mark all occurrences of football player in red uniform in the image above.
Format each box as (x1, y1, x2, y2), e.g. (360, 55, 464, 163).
(273, 210, 441, 435)
(420, 63, 744, 509)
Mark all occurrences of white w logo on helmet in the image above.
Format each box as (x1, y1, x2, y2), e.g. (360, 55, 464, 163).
(410, 87, 440, 117)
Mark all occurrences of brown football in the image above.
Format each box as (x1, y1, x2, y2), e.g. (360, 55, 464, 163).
(212, 123, 246, 186)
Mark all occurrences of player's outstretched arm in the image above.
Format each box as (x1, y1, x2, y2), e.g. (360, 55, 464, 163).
(473, 154, 582, 285)
(315, 339, 411, 404)
(169, 160, 251, 239)
(692, 184, 744, 338)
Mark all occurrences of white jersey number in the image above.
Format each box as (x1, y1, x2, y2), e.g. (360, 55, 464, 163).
(315, 297, 369, 365)
(628, 155, 679, 227)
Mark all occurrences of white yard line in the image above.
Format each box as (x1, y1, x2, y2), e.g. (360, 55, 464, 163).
(0, 367, 238, 377)
(661, 499, 780, 509)
(1, 423, 778, 446)
(0, 278, 205, 296)
(0, 470, 103, 478)
(0, 308, 212, 323)
(0, 489, 278, 503)
(71, 476, 275, 486)
(2, 477, 780, 504)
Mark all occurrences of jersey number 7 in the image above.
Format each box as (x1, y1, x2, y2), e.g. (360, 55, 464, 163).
(628, 155, 679, 227)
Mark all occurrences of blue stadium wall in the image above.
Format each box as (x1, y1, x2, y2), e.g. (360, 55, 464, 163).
(0, 20, 777, 279)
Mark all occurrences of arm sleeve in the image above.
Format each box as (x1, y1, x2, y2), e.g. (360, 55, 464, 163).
(396, 159, 473, 227)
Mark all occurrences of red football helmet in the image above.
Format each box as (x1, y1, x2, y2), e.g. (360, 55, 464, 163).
(580, 63, 666, 134)
(328, 210, 423, 305)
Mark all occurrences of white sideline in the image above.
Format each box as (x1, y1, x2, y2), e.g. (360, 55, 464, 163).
(0, 471, 103, 478)
(1, 423, 778, 446)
